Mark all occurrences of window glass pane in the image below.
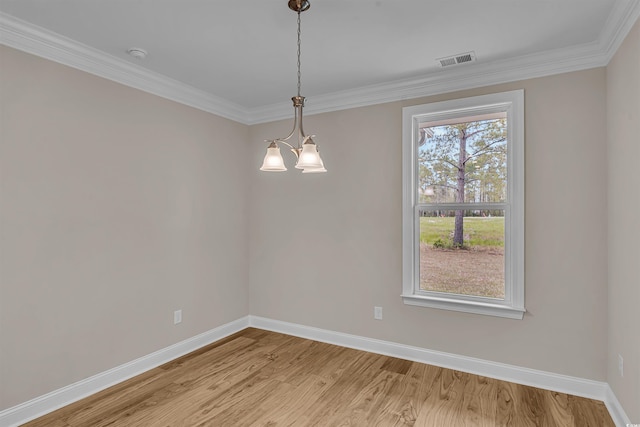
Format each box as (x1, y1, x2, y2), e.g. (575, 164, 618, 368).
(419, 209, 505, 299)
(418, 116, 507, 204)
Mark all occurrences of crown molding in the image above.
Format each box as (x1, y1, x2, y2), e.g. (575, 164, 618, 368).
(2, 1, 639, 126)
(248, 0, 640, 124)
(246, 42, 608, 124)
(600, 0, 640, 63)
(0, 12, 248, 124)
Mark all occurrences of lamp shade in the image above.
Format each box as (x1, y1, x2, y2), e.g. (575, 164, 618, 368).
(295, 140, 323, 169)
(302, 155, 327, 173)
(260, 144, 287, 171)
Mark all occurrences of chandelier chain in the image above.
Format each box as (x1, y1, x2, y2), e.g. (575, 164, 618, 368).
(297, 10, 301, 97)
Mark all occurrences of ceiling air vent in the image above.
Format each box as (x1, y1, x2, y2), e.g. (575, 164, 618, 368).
(437, 51, 476, 68)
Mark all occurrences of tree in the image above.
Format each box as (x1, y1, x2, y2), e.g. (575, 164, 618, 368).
(419, 118, 507, 247)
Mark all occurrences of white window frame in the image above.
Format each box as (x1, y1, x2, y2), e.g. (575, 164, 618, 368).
(402, 90, 525, 319)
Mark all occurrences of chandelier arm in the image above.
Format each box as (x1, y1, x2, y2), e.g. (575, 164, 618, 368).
(275, 126, 296, 143)
(274, 139, 296, 150)
(270, 99, 302, 144)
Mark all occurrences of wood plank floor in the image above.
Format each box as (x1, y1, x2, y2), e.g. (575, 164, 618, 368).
(22, 328, 615, 426)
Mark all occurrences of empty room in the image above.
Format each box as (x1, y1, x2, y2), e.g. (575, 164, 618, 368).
(0, 1, 638, 426)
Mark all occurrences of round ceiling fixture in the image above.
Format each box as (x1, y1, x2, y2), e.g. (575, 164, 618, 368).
(288, 0, 310, 12)
(126, 47, 147, 60)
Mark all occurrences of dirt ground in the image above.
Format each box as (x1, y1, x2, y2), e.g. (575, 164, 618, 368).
(419, 243, 505, 299)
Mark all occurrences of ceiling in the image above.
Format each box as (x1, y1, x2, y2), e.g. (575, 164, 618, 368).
(1, 0, 639, 123)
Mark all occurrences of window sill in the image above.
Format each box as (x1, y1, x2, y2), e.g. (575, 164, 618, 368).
(402, 293, 525, 319)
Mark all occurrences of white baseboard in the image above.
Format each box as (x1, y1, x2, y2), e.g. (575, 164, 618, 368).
(604, 384, 633, 427)
(2, 315, 631, 427)
(249, 315, 631, 426)
(0, 316, 250, 427)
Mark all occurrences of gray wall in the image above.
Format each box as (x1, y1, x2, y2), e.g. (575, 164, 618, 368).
(607, 19, 640, 423)
(0, 46, 250, 410)
(249, 68, 609, 381)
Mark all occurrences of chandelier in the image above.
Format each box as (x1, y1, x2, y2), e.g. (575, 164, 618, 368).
(260, 0, 326, 173)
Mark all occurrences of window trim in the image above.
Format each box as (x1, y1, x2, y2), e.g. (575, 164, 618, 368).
(402, 90, 525, 319)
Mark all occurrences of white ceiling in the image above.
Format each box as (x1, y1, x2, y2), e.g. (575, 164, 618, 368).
(1, 0, 639, 123)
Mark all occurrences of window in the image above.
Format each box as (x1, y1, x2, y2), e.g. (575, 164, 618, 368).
(402, 90, 525, 319)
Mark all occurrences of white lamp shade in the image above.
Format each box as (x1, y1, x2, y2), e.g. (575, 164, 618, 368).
(302, 155, 327, 173)
(260, 145, 287, 171)
(295, 141, 323, 169)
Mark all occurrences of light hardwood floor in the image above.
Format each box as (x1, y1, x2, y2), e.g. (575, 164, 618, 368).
(22, 328, 615, 426)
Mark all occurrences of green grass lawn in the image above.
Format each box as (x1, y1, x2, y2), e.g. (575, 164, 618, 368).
(419, 216, 504, 247)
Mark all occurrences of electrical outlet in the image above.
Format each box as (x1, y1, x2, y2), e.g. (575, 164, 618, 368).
(618, 354, 623, 377)
(374, 306, 383, 320)
(174, 309, 182, 325)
